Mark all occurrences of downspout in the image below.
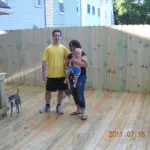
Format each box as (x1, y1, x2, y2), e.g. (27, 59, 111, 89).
(80, 0, 82, 26)
(44, 0, 47, 27)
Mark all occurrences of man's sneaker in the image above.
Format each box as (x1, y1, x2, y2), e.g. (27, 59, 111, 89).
(39, 105, 50, 113)
(56, 105, 64, 114)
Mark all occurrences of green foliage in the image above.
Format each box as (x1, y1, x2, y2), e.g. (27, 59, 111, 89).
(114, 0, 150, 24)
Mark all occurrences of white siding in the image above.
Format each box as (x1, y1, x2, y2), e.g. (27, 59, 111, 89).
(45, 0, 53, 27)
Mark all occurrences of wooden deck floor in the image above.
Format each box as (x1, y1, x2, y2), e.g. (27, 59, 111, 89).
(0, 84, 150, 150)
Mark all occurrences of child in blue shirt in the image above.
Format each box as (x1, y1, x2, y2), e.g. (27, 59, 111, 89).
(64, 48, 83, 88)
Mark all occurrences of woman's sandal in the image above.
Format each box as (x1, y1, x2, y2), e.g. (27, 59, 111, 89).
(70, 111, 81, 115)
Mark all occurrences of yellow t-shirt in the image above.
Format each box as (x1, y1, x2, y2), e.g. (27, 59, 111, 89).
(42, 44, 69, 78)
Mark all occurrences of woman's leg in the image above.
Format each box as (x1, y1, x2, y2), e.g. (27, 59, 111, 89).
(69, 77, 81, 114)
(76, 75, 87, 120)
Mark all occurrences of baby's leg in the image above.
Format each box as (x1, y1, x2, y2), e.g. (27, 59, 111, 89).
(72, 67, 81, 88)
(73, 78, 78, 88)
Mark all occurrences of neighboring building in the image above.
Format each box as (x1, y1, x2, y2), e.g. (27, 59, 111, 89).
(0, 0, 46, 30)
(0, 0, 11, 15)
(134, 0, 144, 3)
(0, 0, 114, 30)
(0, 0, 81, 30)
(53, 0, 82, 27)
(81, 0, 114, 26)
(100, 0, 114, 25)
(81, 0, 101, 26)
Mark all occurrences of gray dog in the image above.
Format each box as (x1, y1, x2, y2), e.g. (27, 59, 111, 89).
(8, 88, 21, 118)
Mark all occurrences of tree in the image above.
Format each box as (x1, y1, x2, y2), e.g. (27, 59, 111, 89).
(114, 0, 150, 24)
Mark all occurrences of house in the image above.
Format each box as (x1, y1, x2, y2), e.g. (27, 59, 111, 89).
(53, 0, 82, 27)
(81, 0, 101, 26)
(81, 0, 114, 26)
(0, 0, 46, 30)
(100, 0, 115, 25)
(0, 0, 11, 15)
(0, 0, 82, 30)
(0, 0, 114, 30)
(53, 0, 114, 27)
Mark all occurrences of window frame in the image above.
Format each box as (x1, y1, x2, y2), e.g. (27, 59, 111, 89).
(92, 6, 95, 15)
(34, 0, 42, 8)
(59, 0, 64, 15)
(87, 4, 90, 14)
(98, 8, 100, 17)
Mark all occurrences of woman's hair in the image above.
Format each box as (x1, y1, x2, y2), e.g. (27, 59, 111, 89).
(69, 40, 82, 49)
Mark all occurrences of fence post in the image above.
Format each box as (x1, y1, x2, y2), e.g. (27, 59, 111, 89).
(0, 73, 7, 119)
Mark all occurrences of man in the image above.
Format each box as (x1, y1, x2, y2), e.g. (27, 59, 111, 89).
(39, 29, 69, 114)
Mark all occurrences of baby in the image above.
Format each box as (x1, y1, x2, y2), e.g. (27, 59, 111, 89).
(64, 48, 83, 88)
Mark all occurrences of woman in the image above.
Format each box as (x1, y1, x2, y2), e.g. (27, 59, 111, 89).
(65, 40, 88, 120)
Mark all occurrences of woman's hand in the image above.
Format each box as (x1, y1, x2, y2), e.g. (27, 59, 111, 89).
(72, 56, 88, 68)
(81, 56, 89, 68)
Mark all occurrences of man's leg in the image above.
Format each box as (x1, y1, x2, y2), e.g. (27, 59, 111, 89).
(56, 77, 68, 114)
(56, 90, 64, 114)
(39, 78, 56, 113)
(39, 90, 51, 113)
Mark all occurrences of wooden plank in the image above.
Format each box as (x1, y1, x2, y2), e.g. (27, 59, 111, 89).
(0, 85, 149, 149)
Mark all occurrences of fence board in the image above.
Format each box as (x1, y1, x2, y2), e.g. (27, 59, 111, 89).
(0, 25, 150, 92)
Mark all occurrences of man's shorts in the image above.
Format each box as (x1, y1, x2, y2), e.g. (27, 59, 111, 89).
(46, 77, 68, 92)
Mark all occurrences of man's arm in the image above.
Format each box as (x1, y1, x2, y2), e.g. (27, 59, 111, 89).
(42, 61, 47, 81)
(64, 58, 70, 70)
(42, 47, 48, 81)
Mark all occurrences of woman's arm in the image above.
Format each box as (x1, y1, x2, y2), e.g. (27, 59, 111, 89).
(64, 58, 70, 70)
(72, 55, 88, 68)
(81, 56, 89, 67)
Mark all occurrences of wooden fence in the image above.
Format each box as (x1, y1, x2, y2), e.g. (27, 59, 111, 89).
(0, 25, 150, 92)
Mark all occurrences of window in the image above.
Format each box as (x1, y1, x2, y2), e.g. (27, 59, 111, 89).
(87, 4, 90, 14)
(92, 6, 95, 15)
(35, 0, 42, 7)
(59, 0, 64, 14)
(98, 8, 100, 17)
(76, 7, 79, 12)
(75, 1, 79, 13)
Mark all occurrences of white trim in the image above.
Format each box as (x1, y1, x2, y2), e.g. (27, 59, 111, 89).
(59, 0, 64, 2)
(1, 0, 7, 3)
(0, 7, 12, 14)
(60, 12, 64, 15)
